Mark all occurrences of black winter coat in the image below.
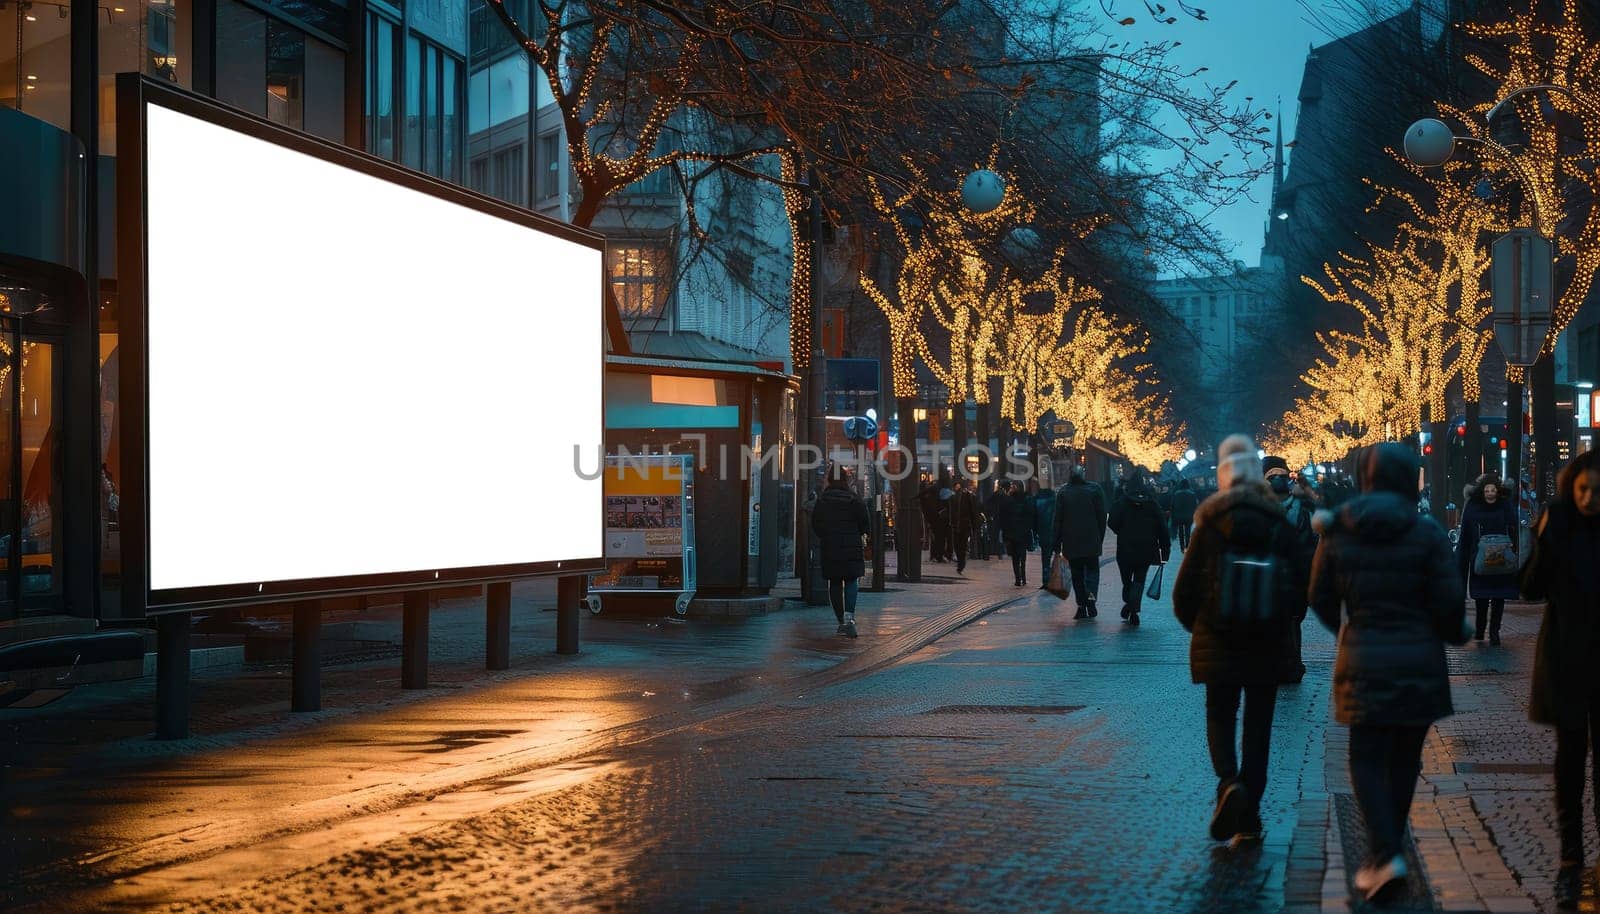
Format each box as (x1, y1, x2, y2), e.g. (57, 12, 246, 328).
(1170, 488, 1199, 526)
(1000, 492, 1037, 543)
(1309, 492, 1467, 726)
(1457, 494, 1520, 600)
(1054, 479, 1108, 559)
(810, 487, 869, 580)
(1109, 492, 1171, 565)
(1173, 483, 1309, 686)
(1521, 500, 1600, 729)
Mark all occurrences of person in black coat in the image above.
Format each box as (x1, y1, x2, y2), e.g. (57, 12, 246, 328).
(999, 481, 1038, 586)
(1309, 443, 1467, 903)
(1108, 471, 1170, 625)
(1174, 435, 1309, 843)
(1034, 485, 1058, 588)
(810, 465, 870, 638)
(1054, 467, 1109, 618)
(1520, 450, 1600, 910)
(1457, 473, 1521, 645)
(1170, 480, 1200, 553)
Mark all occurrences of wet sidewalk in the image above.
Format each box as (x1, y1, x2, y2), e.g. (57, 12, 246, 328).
(1, 549, 1041, 913)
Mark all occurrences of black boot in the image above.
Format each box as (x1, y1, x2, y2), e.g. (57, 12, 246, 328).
(1555, 863, 1582, 910)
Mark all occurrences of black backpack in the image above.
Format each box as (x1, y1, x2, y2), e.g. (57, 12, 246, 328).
(1218, 550, 1284, 634)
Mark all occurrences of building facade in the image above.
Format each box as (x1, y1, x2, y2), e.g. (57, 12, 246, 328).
(6, 0, 798, 626)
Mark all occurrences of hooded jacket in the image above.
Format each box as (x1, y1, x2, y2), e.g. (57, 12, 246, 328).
(1309, 444, 1467, 726)
(1170, 485, 1200, 527)
(810, 486, 870, 580)
(1053, 474, 1108, 559)
(999, 488, 1037, 543)
(1173, 482, 1308, 685)
(1109, 484, 1171, 564)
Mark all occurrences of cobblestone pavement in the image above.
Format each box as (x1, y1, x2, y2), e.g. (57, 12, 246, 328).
(6, 540, 1585, 914)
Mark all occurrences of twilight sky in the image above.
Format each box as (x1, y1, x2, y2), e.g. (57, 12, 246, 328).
(1109, 0, 1411, 269)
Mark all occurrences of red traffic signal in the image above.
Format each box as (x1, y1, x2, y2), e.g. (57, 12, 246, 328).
(1423, 443, 1434, 455)
(1501, 439, 1509, 449)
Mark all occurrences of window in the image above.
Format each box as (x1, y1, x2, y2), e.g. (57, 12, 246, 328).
(367, 14, 398, 159)
(624, 167, 673, 196)
(1581, 326, 1599, 387)
(539, 132, 561, 199)
(491, 144, 524, 203)
(1209, 295, 1218, 318)
(469, 156, 489, 193)
(609, 243, 671, 320)
(403, 36, 463, 179)
(214, 0, 343, 139)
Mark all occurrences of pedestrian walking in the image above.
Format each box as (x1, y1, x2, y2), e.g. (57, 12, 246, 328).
(1457, 473, 1519, 645)
(1171, 480, 1199, 553)
(1265, 455, 1317, 683)
(919, 476, 945, 563)
(1108, 470, 1170, 626)
(1309, 443, 1468, 904)
(810, 464, 871, 639)
(1520, 450, 1600, 910)
(1173, 434, 1309, 845)
(1054, 466, 1108, 619)
(949, 477, 980, 575)
(1000, 481, 1037, 587)
(1034, 482, 1058, 588)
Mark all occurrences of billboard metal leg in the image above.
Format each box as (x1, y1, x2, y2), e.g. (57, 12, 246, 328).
(292, 601, 321, 712)
(556, 576, 581, 655)
(155, 612, 191, 740)
(486, 582, 511, 671)
(402, 591, 429, 689)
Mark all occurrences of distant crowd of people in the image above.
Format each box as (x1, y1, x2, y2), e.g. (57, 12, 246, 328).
(809, 441, 1600, 910)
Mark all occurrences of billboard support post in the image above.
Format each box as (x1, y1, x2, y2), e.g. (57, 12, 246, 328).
(486, 582, 511, 670)
(291, 601, 321, 712)
(402, 592, 429, 689)
(556, 576, 582, 655)
(155, 612, 191, 739)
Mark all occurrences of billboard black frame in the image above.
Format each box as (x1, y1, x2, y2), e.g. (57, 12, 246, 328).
(115, 74, 606, 614)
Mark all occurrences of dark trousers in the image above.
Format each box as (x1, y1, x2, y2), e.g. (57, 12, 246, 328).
(1118, 558, 1151, 615)
(952, 529, 970, 572)
(1176, 521, 1192, 552)
(1474, 598, 1505, 637)
(1006, 539, 1028, 582)
(1039, 543, 1056, 585)
(1348, 724, 1429, 863)
(826, 577, 859, 624)
(1068, 557, 1100, 608)
(928, 519, 949, 562)
(1556, 698, 1600, 865)
(1205, 683, 1278, 806)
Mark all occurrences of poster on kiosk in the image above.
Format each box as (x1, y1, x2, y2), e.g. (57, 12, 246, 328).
(114, 75, 605, 613)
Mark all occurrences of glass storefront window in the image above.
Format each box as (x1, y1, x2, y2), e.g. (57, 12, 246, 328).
(441, 54, 457, 179)
(304, 34, 344, 141)
(1, 0, 72, 132)
(403, 33, 420, 168)
(217, 0, 268, 116)
(266, 19, 306, 129)
(368, 13, 397, 159)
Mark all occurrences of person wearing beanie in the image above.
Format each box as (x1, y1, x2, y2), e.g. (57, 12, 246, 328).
(1309, 443, 1468, 902)
(1054, 464, 1109, 619)
(1108, 469, 1170, 624)
(1174, 434, 1309, 845)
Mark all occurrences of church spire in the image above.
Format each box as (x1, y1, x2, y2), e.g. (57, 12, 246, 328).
(1271, 97, 1285, 209)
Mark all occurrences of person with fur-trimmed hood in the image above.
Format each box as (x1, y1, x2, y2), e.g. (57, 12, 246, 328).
(1173, 434, 1310, 846)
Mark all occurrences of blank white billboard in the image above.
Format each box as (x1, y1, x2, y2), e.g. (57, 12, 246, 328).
(141, 102, 603, 594)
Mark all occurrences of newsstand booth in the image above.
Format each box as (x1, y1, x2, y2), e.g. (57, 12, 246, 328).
(112, 77, 605, 735)
(597, 355, 798, 612)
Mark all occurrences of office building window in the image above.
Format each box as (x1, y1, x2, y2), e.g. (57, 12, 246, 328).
(491, 144, 523, 203)
(1209, 295, 1218, 318)
(539, 132, 561, 199)
(403, 37, 462, 180)
(367, 13, 398, 159)
(214, 0, 342, 140)
(609, 243, 671, 320)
